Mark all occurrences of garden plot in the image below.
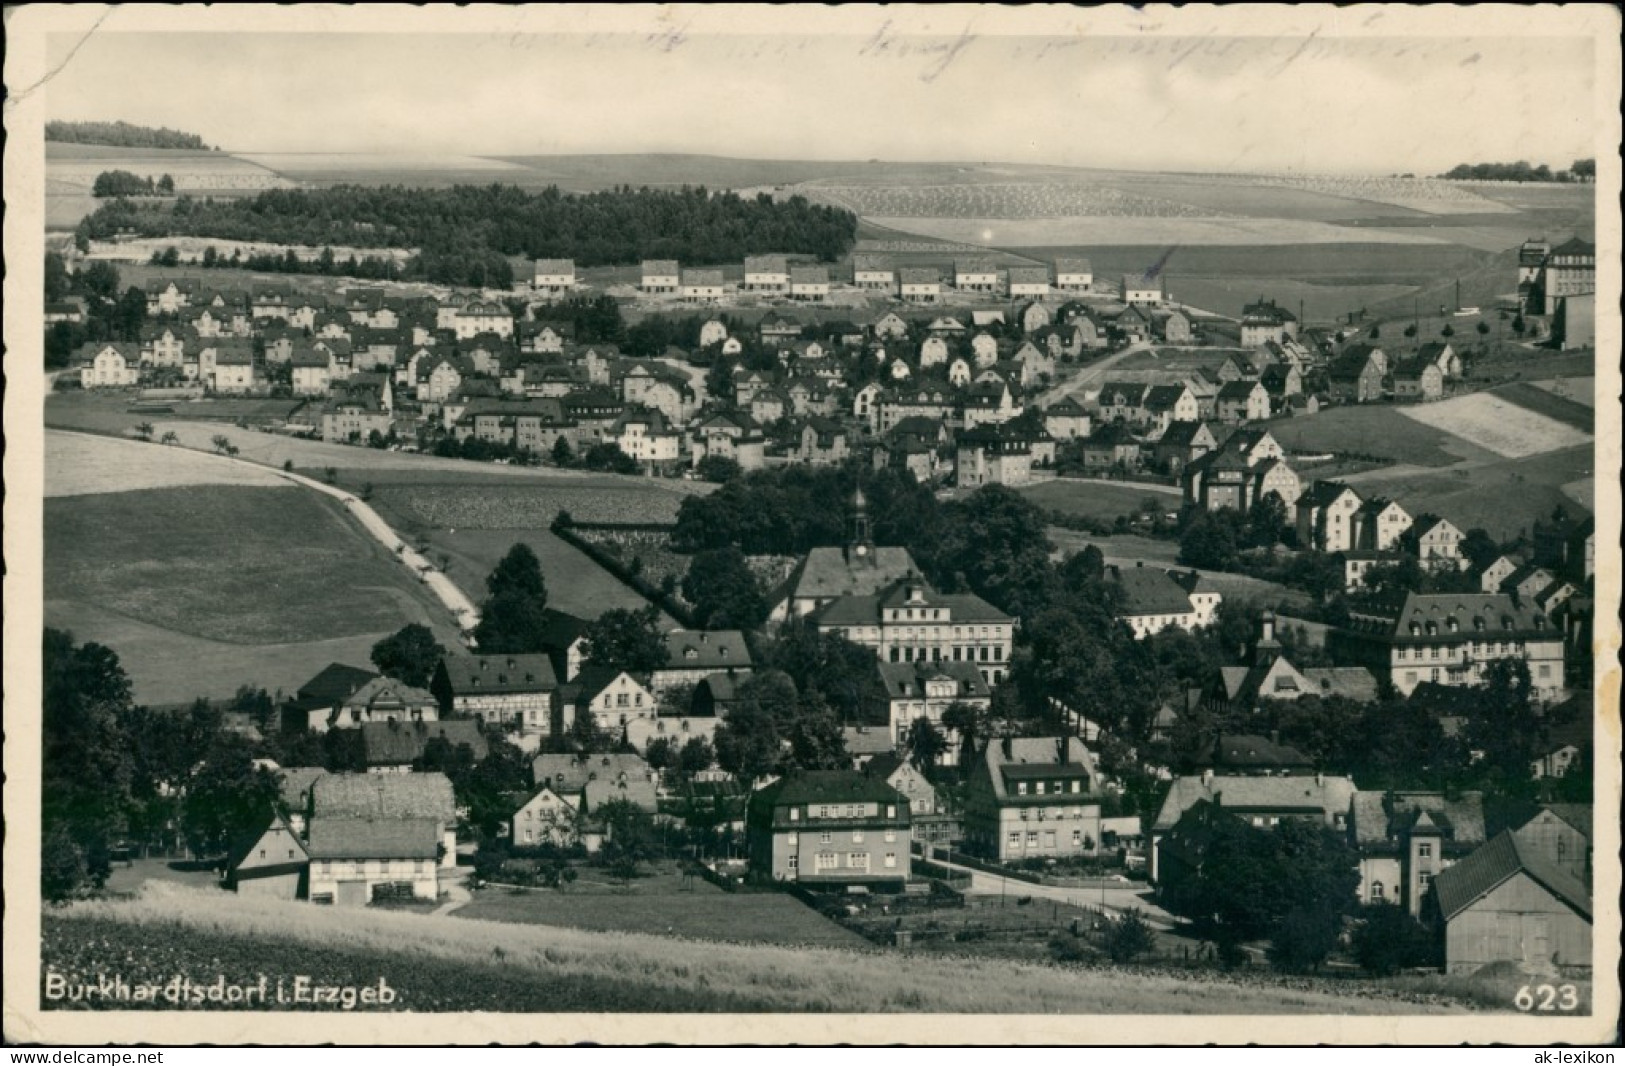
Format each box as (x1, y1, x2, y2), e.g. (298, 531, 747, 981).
(1397, 393, 1592, 459)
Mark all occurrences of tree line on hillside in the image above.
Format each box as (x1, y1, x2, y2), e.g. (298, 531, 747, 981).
(93, 170, 176, 197)
(75, 183, 858, 271)
(48, 120, 213, 150)
(1438, 159, 1594, 183)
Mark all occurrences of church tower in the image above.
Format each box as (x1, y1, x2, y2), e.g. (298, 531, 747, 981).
(848, 485, 874, 563)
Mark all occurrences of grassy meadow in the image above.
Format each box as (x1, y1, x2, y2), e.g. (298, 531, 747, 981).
(44, 482, 461, 702)
(457, 873, 868, 948)
(1264, 406, 1501, 468)
(41, 885, 1473, 1014)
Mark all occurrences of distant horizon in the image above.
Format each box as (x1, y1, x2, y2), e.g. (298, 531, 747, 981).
(45, 135, 1594, 183)
(41, 29, 1597, 176)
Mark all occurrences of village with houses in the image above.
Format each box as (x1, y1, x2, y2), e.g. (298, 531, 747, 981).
(39, 222, 1603, 1006)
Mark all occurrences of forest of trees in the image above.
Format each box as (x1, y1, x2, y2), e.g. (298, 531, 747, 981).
(47, 120, 213, 150)
(75, 183, 858, 271)
(1439, 159, 1595, 182)
(93, 169, 175, 197)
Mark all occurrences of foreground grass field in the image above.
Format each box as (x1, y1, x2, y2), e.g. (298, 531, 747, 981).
(458, 872, 868, 948)
(41, 885, 1467, 1014)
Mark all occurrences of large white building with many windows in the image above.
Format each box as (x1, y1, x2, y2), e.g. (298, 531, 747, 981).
(813, 577, 1015, 686)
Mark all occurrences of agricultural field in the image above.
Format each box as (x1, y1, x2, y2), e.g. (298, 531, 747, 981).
(46, 394, 306, 438)
(45, 143, 295, 229)
(1018, 480, 1179, 523)
(1397, 393, 1592, 459)
(45, 483, 460, 703)
(1266, 406, 1501, 469)
(1345, 445, 1594, 542)
(574, 529, 693, 598)
(362, 481, 684, 622)
(458, 872, 867, 948)
(866, 216, 1450, 250)
(1490, 382, 1596, 431)
(42, 885, 1466, 1014)
(809, 182, 1223, 220)
(1529, 377, 1596, 408)
(45, 431, 288, 496)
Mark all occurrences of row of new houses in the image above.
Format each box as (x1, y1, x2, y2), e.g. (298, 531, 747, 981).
(543, 255, 1117, 302)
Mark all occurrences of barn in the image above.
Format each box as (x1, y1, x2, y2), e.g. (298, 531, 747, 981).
(1431, 831, 1592, 975)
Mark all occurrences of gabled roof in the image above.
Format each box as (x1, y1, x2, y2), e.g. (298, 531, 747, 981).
(1152, 773, 1356, 833)
(744, 254, 789, 274)
(1217, 379, 1265, 400)
(662, 629, 752, 671)
(875, 660, 991, 701)
(533, 753, 654, 795)
(306, 817, 440, 860)
(360, 720, 490, 768)
(790, 545, 920, 602)
(439, 653, 558, 694)
(311, 773, 456, 822)
(568, 665, 647, 705)
(898, 267, 940, 285)
(1007, 265, 1051, 284)
(1106, 564, 1197, 617)
(1525, 803, 1593, 841)
(533, 258, 577, 274)
(750, 770, 907, 811)
(1054, 257, 1094, 274)
(642, 259, 681, 276)
(1433, 831, 1592, 921)
(1299, 480, 1360, 509)
(1349, 790, 1486, 849)
(981, 737, 1098, 804)
(294, 663, 380, 707)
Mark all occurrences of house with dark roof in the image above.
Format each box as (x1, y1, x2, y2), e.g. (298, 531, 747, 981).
(1327, 345, 1386, 403)
(1348, 790, 1486, 914)
(323, 677, 439, 733)
(532, 752, 655, 796)
(1216, 379, 1270, 424)
(875, 661, 991, 767)
(306, 817, 442, 906)
(359, 719, 489, 774)
(562, 667, 656, 735)
(746, 771, 912, 885)
(961, 737, 1102, 863)
(1392, 356, 1444, 402)
(535, 608, 591, 684)
(285, 663, 380, 732)
(1106, 564, 1216, 639)
(226, 813, 308, 899)
(307, 772, 458, 885)
(1330, 592, 1567, 699)
(1150, 772, 1356, 883)
(1154, 419, 1218, 475)
(1194, 734, 1314, 776)
(1430, 831, 1592, 974)
(1238, 299, 1299, 347)
(1042, 395, 1092, 441)
(651, 629, 754, 692)
(863, 753, 958, 846)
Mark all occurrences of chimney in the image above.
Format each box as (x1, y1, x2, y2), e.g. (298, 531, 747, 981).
(1002, 736, 1014, 761)
(1315, 772, 1324, 787)
(1201, 768, 1214, 787)
(700, 632, 708, 644)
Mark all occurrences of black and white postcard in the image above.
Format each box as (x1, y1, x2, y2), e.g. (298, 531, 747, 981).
(4, 3, 1619, 1047)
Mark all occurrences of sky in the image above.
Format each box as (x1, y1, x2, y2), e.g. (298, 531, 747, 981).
(40, 17, 1600, 175)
